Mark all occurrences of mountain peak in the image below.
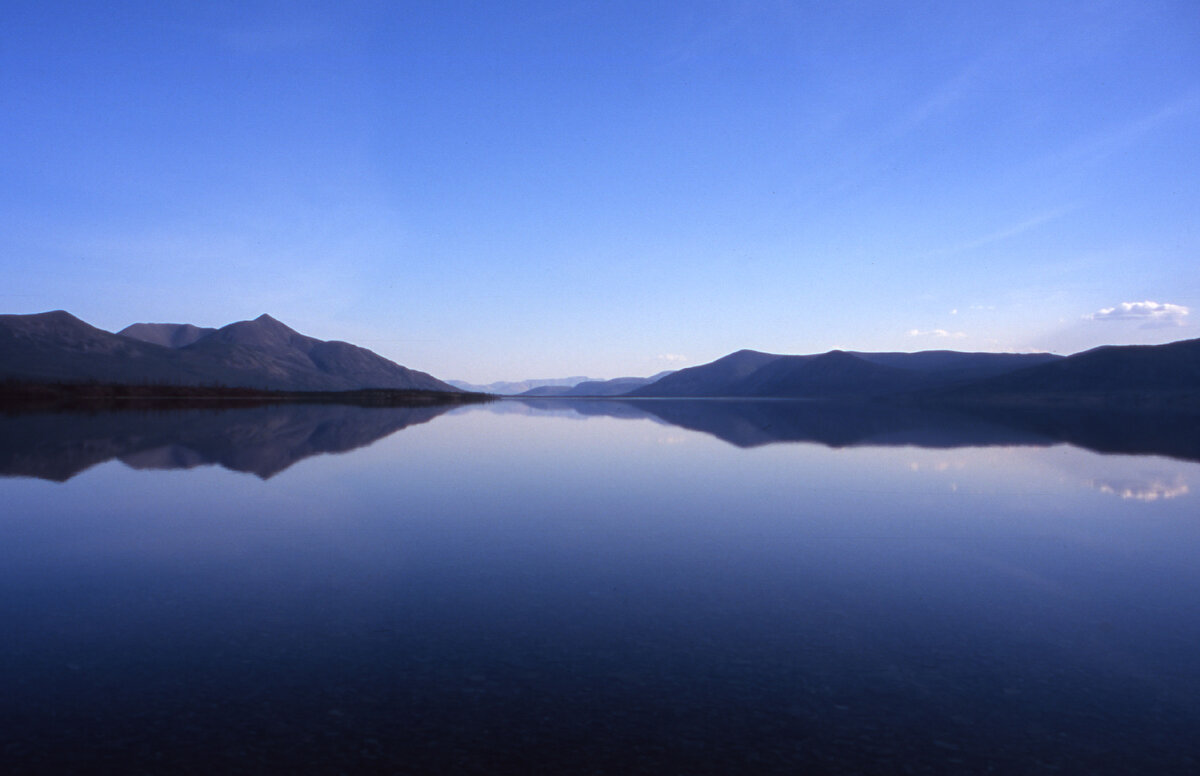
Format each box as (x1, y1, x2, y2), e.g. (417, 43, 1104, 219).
(32, 310, 87, 325)
(1, 309, 97, 336)
(247, 313, 295, 333)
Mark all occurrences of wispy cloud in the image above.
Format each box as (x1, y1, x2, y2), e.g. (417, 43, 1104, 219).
(888, 65, 979, 140)
(1045, 93, 1200, 170)
(925, 205, 1077, 258)
(1087, 300, 1189, 327)
(658, 353, 688, 362)
(907, 329, 966, 339)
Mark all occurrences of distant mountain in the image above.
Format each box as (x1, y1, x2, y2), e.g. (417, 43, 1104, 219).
(119, 322, 216, 348)
(519, 371, 675, 397)
(0, 311, 458, 393)
(629, 348, 1062, 398)
(447, 376, 596, 394)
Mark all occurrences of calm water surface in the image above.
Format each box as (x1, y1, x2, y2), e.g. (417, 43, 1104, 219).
(2, 400, 1198, 774)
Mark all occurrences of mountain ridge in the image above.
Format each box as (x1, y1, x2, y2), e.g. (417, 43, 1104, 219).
(0, 311, 458, 393)
(623, 340, 1198, 406)
(628, 348, 1065, 398)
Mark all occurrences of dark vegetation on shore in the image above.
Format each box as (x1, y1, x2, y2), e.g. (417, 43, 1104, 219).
(0, 380, 493, 413)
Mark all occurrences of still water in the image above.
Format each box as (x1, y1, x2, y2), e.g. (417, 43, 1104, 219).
(2, 400, 1199, 774)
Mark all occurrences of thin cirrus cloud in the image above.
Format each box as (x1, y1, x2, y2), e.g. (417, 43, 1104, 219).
(907, 329, 966, 339)
(1087, 301, 1189, 327)
(658, 353, 689, 362)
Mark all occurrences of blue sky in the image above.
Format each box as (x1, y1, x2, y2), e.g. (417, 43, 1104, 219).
(2, 1, 1198, 382)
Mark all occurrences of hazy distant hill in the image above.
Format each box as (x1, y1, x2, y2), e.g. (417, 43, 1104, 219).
(448, 376, 597, 394)
(519, 371, 675, 397)
(0, 311, 458, 393)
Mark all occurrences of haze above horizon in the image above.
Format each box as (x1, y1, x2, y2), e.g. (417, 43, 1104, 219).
(2, 1, 1197, 383)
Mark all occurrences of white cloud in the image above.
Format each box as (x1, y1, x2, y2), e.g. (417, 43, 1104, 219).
(658, 353, 688, 362)
(907, 329, 966, 339)
(1087, 301, 1189, 327)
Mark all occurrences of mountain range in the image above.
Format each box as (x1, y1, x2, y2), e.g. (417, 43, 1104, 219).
(447, 376, 597, 394)
(624, 341, 1200, 407)
(0, 311, 456, 392)
(629, 349, 1064, 398)
(2, 309, 1197, 406)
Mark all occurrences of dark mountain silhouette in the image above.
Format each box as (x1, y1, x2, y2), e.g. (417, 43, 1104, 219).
(852, 350, 1063, 382)
(0, 311, 458, 393)
(732, 351, 923, 397)
(631, 349, 785, 397)
(0, 403, 455, 482)
(0, 311, 239, 386)
(628, 348, 1062, 398)
(183, 314, 457, 391)
(940, 338, 1200, 407)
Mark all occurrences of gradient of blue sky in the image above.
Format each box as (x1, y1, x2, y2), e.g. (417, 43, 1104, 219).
(2, 1, 1197, 381)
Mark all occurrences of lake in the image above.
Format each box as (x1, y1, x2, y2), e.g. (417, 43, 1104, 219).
(2, 399, 1199, 774)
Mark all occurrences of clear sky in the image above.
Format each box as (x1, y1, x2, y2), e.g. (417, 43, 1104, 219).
(2, 1, 1198, 382)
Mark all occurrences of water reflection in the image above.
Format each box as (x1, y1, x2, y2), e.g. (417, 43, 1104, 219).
(0, 403, 454, 481)
(2, 398, 1199, 483)
(513, 398, 1200, 462)
(2, 398, 1199, 773)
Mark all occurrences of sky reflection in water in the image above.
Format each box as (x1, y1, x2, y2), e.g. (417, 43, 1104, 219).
(1, 400, 1198, 774)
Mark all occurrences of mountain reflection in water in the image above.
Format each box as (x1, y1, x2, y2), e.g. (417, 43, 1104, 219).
(511, 398, 1200, 461)
(2, 398, 1199, 482)
(0, 403, 455, 481)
